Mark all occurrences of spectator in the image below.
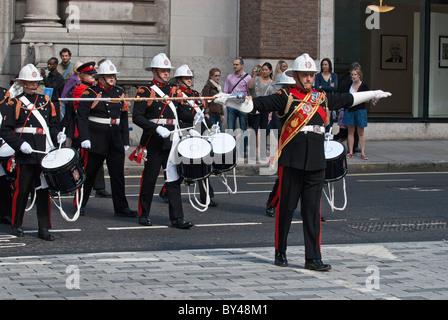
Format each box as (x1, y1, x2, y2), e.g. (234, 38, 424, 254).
(342, 67, 370, 159)
(315, 58, 338, 132)
(273, 60, 288, 90)
(41, 57, 65, 125)
(202, 68, 224, 131)
(223, 57, 251, 159)
(57, 48, 75, 80)
(248, 62, 277, 160)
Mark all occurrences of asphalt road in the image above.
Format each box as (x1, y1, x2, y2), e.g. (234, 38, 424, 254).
(1, 171, 448, 257)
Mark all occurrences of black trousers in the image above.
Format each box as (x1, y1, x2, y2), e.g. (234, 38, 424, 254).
(12, 164, 51, 229)
(0, 175, 12, 219)
(138, 148, 184, 221)
(81, 150, 129, 212)
(275, 166, 325, 260)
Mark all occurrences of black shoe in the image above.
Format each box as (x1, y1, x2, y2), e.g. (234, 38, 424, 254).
(266, 205, 276, 217)
(171, 218, 194, 229)
(274, 250, 288, 267)
(304, 259, 332, 271)
(139, 216, 152, 226)
(11, 227, 24, 237)
(200, 200, 218, 207)
(95, 189, 112, 198)
(159, 189, 169, 203)
(115, 208, 138, 218)
(38, 228, 55, 241)
(353, 147, 361, 154)
(321, 216, 326, 222)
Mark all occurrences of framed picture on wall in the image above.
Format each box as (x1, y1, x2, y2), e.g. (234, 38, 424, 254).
(439, 36, 448, 68)
(381, 35, 407, 70)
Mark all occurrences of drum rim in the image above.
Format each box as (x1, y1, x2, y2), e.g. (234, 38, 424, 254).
(177, 137, 212, 160)
(41, 147, 77, 170)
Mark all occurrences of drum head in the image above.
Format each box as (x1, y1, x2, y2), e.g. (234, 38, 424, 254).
(41, 148, 76, 169)
(209, 133, 236, 154)
(0, 143, 15, 158)
(177, 137, 211, 159)
(325, 141, 345, 160)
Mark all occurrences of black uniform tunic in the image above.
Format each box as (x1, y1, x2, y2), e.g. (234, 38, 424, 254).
(1, 92, 60, 229)
(76, 84, 131, 213)
(133, 80, 194, 221)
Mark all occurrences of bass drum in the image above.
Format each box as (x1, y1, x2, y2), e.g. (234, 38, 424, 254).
(41, 147, 86, 194)
(176, 137, 213, 183)
(324, 140, 347, 182)
(208, 132, 236, 174)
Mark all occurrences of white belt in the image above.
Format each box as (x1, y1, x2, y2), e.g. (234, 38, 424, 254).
(301, 125, 325, 134)
(150, 119, 178, 125)
(16, 127, 46, 135)
(88, 116, 120, 125)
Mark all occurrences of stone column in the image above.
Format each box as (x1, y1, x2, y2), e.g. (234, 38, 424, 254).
(22, 0, 62, 27)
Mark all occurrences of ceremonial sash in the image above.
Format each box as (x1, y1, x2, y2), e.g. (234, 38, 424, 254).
(270, 89, 326, 164)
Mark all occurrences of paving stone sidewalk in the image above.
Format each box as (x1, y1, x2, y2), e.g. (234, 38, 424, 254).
(0, 241, 447, 300)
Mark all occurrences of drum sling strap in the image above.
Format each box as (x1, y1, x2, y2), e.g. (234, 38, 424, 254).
(270, 89, 327, 165)
(18, 96, 55, 191)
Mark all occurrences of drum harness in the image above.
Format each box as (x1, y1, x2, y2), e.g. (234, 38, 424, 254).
(18, 96, 84, 222)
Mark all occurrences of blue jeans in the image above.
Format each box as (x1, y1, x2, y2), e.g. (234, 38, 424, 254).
(226, 107, 248, 154)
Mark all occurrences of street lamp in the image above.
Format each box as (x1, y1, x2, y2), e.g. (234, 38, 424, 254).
(368, 0, 395, 13)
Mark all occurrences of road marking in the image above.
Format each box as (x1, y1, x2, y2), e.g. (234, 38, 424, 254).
(357, 179, 414, 182)
(23, 229, 81, 233)
(97, 257, 160, 263)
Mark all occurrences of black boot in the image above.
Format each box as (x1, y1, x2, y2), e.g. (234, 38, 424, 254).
(38, 228, 55, 241)
(304, 259, 332, 271)
(274, 250, 288, 267)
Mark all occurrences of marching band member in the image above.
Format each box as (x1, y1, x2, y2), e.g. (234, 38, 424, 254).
(76, 60, 136, 217)
(215, 53, 391, 271)
(0, 87, 13, 225)
(1, 64, 67, 240)
(132, 53, 202, 228)
(174, 65, 216, 207)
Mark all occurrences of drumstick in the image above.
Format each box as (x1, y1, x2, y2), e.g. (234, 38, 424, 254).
(31, 149, 48, 155)
(59, 127, 66, 150)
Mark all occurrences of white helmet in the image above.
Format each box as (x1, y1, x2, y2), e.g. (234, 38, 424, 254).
(286, 53, 318, 76)
(97, 60, 119, 75)
(275, 69, 296, 85)
(148, 53, 173, 70)
(174, 65, 194, 78)
(15, 64, 43, 81)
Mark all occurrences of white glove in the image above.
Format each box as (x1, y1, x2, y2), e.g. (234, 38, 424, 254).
(81, 140, 91, 149)
(57, 132, 67, 145)
(156, 126, 171, 138)
(211, 123, 220, 133)
(194, 110, 205, 124)
(20, 142, 33, 154)
(213, 93, 229, 106)
(351, 90, 391, 107)
(124, 145, 130, 151)
(188, 129, 201, 137)
(213, 93, 254, 114)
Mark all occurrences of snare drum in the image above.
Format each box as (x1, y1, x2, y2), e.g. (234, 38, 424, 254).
(208, 133, 236, 174)
(41, 147, 86, 194)
(176, 137, 212, 183)
(324, 140, 347, 182)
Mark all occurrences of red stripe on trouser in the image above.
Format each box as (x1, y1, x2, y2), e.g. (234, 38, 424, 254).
(274, 166, 284, 250)
(138, 169, 145, 216)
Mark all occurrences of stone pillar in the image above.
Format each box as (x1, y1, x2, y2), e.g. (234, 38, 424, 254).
(23, 0, 62, 28)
